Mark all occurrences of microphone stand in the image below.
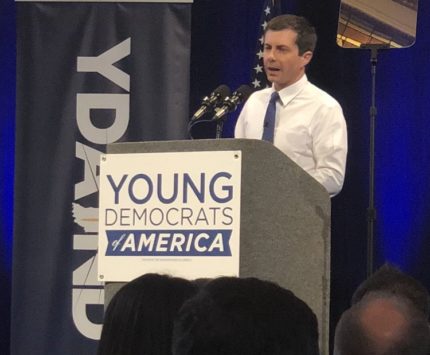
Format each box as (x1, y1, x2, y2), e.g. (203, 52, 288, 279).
(213, 107, 228, 139)
(361, 43, 388, 277)
(215, 120, 224, 139)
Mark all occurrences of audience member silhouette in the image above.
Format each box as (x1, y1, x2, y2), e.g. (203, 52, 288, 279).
(334, 264, 430, 355)
(351, 263, 430, 318)
(97, 273, 197, 355)
(172, 276, 319, 355)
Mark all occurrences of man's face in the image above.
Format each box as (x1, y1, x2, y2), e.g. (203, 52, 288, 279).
(263, 29, 312, 91)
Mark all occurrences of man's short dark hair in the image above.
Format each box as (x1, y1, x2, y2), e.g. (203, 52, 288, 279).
(334, 292, 430, 355)
(352, 263, 430, 318)
(265, 14, 317, 55)
(172, 277, 319, 355)
(97, 273, 197, 355)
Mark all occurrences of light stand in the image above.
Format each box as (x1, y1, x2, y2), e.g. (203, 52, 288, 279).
(361, 43, 388, 277)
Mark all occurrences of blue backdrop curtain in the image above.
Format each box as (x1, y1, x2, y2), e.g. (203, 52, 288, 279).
(2, 0, 430, 354)
(0, 0, 15, 353)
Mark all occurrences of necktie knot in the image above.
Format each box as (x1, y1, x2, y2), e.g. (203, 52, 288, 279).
(262, 91, 279, 142)
(270, 91, 279, 103)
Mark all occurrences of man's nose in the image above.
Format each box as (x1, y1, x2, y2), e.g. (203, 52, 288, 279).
(266, 49, 276, 61)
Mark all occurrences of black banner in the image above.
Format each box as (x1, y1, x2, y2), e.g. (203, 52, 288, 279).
(13, 2, 191, 354)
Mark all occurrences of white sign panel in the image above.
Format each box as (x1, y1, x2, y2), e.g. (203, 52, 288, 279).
(98, 151, 241, 281)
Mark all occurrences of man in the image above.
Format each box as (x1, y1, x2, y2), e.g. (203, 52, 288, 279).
(235, 15, 347, 197)
(172, 277, 319, 355)
(351, 263, 430, 317)
(334, 264, 430, 355)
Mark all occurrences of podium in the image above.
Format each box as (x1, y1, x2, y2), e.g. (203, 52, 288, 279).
(102, 138, 330, 354)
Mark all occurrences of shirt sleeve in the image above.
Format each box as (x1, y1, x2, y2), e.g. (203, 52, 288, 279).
(310, 103, 348, 197)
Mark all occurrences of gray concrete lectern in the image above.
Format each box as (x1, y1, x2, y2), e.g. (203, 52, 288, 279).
(103, 138, 331, 354)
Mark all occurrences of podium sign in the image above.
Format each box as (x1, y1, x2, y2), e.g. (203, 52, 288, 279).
(98, 151, 242, 281)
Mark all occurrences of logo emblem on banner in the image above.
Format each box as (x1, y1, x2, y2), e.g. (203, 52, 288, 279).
(98, 151, 241, 281)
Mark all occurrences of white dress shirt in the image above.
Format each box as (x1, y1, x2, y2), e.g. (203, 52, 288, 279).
(235, 75, 347, 197)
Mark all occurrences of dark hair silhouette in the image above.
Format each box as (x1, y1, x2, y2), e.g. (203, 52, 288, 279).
(97, 273, 197, 355)
(172, 276, 319, 355)
(335, 292, 430, 355)
(351, 263, 430, 318)
(334, 264, 430, 355)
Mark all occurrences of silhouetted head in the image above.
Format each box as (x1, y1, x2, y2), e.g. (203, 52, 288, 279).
(352, 263, 430, 318)
(97, 273, 197, 355)
(172, 276, 319, 355)
(334, 264, 430, 355)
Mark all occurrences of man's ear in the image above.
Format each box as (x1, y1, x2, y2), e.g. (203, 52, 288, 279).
(302, 51, 313, 66)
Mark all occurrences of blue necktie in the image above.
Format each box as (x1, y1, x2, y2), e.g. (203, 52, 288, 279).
(262, 91, 279, 142)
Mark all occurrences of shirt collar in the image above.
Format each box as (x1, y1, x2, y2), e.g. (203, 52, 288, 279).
(272, 74, 308, 106)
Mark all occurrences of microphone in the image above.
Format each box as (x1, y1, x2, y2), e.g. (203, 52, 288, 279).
(212, 85, 253, 121)
(191, 85, 231, 120)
